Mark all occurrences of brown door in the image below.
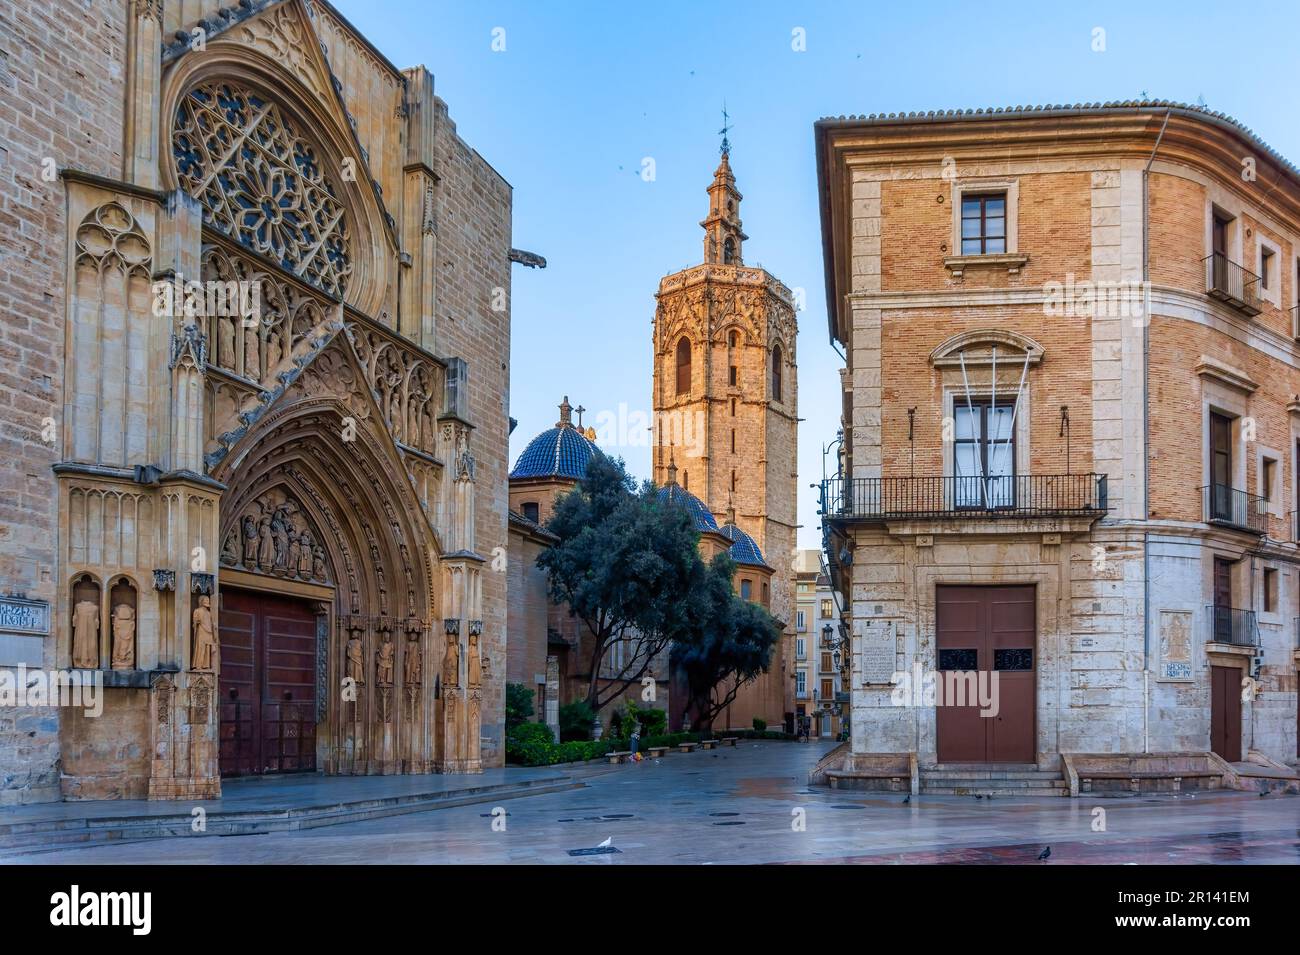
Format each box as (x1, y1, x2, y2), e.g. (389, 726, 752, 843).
(1209, 665, 1242, 762)
(935, 585, 1036, 763)
(219, 589, 318, 777)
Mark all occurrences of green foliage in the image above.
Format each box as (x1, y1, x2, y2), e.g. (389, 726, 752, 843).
(670, 553, 782, 730)
(752, 717, 767, 732)
(558, 699, 596, 742)
(505, 683, 534, 731)
(504, 721, 556, 766)
(538, 455, 708, 712)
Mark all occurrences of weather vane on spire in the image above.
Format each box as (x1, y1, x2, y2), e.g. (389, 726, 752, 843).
(718, 102, 733, 156)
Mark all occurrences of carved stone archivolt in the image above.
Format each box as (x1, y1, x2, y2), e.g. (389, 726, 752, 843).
(220, 487, 330, 583)
(345, 323, 442, 456)
(173, 80, 352, 297)
(201, 244, 334, 389)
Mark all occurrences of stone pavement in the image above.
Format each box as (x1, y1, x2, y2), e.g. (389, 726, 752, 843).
(8, 741, 1300, 864)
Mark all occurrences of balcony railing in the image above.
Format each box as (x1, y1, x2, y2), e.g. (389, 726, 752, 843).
(1206, 605, 1258, 647)
(819, 474, 1107, 521)
(1201, 484, 1267, 534)
(1204, 252, 1262, 316)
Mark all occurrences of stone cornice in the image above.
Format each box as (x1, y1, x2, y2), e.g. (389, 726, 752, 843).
(1195, 355, 1259, 393)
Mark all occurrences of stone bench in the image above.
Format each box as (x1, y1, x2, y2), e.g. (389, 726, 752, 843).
(700, 739, 719, 750)
(1079, 770, 1221, 793)
(677, 742, 698, 753)
(721, 737, 739, 747)
(606, 751, 633, 764)
(647, 746, 670, 758)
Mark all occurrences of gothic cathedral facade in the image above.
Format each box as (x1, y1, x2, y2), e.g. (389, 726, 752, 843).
(0, 0, 512, 803)
(652, 149, 799, 729)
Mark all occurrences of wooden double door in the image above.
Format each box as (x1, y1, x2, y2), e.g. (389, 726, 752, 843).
(935, 585, 1036, 763)
(219, 589, 319, 777)
(1209, 664, 1243, 763)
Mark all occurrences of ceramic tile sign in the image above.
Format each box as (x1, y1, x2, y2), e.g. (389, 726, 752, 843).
(1158, 610, 1194, 682)
(0, 596, 49, 666)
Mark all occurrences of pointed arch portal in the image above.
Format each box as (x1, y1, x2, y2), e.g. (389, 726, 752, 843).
(211, 342, 440, 777)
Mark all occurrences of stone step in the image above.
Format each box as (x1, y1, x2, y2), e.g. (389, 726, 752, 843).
(921, 786, 1069, 797)
(0, 777, 582, 856)
(922, 770, 1063, 781)
(923, 777, 1067, 789)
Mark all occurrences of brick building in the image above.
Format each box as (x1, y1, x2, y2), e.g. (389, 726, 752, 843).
(815, 102, 1300, 794)
(0, 0, 513, 802)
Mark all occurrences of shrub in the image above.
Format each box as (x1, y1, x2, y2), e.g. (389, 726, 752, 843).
(504, 721, 557, 766)
(752, 717, 767, 732)
(559, 700, 596, 742)
(505, 683, 534, 732)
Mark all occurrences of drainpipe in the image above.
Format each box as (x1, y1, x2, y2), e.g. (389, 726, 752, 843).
(1141, 109, 1172, 755)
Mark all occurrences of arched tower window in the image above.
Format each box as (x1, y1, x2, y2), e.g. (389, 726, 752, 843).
(771, 343, 783, 402)
(675, 337, 692, 395)
(724, 237, 736, 265)
(728, 330, 739, 386)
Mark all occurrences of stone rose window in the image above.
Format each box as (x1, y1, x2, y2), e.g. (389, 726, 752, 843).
(173, 81, 352, 297)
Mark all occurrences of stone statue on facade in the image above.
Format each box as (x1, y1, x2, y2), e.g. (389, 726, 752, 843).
(191, 595, 216, 671)
(345, 632, 365, 685)
(255, 516, 273, 569)
(404, 633, 422, 684)
(467, 631, 481, 688)
(376, 638, 394, 686)
(72, 599, 99, 669)
(442, 636, 460, 687)
(110, 603, 136, 670)
(218, 315, 236, 370)
(242, 515, 258, 564)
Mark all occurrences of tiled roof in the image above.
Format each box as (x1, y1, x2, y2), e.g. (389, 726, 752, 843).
(508, 509, 558, 542)
(657, 484, 719, 532)
(510, 425, 601, 480)
(719, 523, 768, 568)
(815, 100, 1299, 182)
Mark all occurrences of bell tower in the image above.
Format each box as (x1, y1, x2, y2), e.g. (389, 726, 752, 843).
(651, 138, 799, 632)
(701, 149, 748, 266)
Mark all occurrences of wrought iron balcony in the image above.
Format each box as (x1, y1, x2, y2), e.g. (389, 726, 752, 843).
(1201, 484, 1267, 534)
(1204, 252, 1262, 316)
(1206, 605, 1258, 647)
(818, 474, 1107, 522)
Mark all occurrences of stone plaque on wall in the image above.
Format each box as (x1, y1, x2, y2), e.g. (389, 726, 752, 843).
(0, 597, 48, 666)
(1158, 610, 1194, 681)
(0, 597, 49, 635)
(858, 620, 897, 685)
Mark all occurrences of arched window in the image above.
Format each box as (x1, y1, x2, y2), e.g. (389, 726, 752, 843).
(728, 330, 738, 386)
(771, 344, 783, 401)
(675, 337, 691, 395)
(724, 237, 736, 264)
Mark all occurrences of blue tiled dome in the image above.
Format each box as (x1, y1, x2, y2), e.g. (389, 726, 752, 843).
(657, 484, 720, 532)
(510, 425, 601, 480)
(719, 523, 768, 567)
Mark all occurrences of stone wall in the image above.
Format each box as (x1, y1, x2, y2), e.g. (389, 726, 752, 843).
(0, 0, 126, 805)
(431, 97, 512, 766)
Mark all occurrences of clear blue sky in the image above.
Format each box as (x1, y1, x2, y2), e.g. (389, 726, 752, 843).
(335, 0, 1300, 549)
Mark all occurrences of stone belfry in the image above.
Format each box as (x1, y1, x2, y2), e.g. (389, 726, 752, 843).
(651, 138, 799, 633)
